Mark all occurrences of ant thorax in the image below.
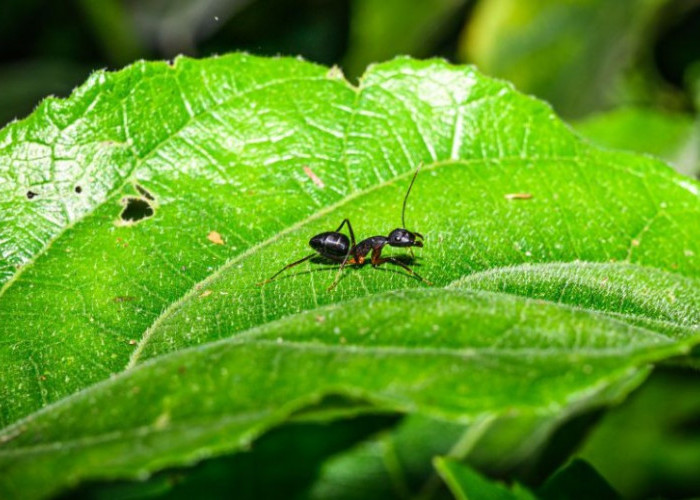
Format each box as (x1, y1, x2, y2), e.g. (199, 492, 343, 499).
(354, 236, 388, 257)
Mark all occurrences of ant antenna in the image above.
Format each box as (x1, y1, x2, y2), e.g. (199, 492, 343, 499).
(401, 163, 422, 229)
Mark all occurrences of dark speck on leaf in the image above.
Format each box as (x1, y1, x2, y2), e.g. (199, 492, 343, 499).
(113, 296, 137, 303)
(135, 184, 155, 201)
(75, 186, 82, 194)
(26, 190, 37, 199)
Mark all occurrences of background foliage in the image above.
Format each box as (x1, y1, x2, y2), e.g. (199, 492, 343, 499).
(1, 1, 699, 499)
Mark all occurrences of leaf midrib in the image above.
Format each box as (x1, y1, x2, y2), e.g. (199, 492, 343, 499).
(209, 337, 678, 358)
(0, 409, 274, 458)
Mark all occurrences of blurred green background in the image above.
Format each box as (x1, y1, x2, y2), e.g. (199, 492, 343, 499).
(2, 0, 699, 122)
(3, 1, 700, 498)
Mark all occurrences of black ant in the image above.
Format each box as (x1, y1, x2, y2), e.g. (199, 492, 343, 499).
(258, 165, 432, 290)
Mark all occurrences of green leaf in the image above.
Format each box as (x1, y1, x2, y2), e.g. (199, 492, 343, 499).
(454, 262, 700, 340)
(308, 414, 470, 499)
(1, 54, 700, 498)
(65, 415, 397, 500)
(575, 107, 700, 178)
(536, 459, 620, 500)
(434, 457, 535, 500)
(462, 0, 670, 117)
(308, 384, 629, 499)
(579, 368, 700, 498)
(434, 457, 619, 500)
(2, 281, 698, 498)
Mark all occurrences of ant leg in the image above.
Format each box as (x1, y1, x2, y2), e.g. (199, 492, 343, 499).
(326, 219, 357, 291)
(257, 253, 317, 286)
(327, 254, 358, 291)
(335, 218, 356, 247)
(373, 256, 433, 286)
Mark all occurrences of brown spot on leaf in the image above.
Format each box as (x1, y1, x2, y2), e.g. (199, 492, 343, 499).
(207, 231, 225, 245)
(113, 296, 137, 303)
(504, 193, 532, 200)
(303, 166, 325, 188)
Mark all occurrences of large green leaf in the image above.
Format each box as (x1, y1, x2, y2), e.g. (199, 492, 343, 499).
(1, 54, 699, 498)
(2, 284, 697, 499)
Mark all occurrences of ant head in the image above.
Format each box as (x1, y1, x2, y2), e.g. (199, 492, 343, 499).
(388, 228, 423, 248)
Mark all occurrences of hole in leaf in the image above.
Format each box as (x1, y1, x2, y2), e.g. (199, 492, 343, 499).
(26, 190, 37, 199)
(120, 197, 154, 223)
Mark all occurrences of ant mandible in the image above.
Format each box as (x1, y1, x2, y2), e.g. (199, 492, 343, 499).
(258, 164, 432, 291)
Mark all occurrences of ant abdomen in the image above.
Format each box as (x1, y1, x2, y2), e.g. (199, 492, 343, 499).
(309, 232, 350, 258)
